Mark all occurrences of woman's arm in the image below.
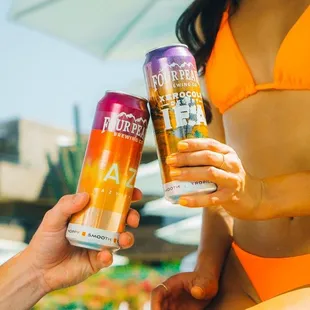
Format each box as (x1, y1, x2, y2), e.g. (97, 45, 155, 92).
(259, 172, 310, 219)
(196, 205, 233, 279)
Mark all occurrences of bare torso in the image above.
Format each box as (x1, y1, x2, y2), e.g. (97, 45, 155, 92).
(207, 0, 310, 258)
(230, 91, 310, 257)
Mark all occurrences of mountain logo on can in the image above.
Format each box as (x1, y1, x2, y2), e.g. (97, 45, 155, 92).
(101, 111, 148, 139)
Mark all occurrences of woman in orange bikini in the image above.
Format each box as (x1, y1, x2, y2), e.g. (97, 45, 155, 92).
(152, 0, 310, 309)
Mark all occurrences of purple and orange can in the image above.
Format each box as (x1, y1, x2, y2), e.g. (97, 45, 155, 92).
(143, 44, 217, 203)
(66, 91, 149, 251)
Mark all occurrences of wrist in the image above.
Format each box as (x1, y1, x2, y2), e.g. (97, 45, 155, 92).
(195, 242, 231, 279)
(0, 249, 47, 310)
(18, 249, 49, 296)
(21, 248, 51, 295)
(248, 175, 280, 220)
(194, 253, 221, 280)
(245, 174, 266, 219)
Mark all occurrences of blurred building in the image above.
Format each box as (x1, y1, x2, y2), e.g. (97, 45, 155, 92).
(0, 118, 78, 241)
(0, 118, 76, 201)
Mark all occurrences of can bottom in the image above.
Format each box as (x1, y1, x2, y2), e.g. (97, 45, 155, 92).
(164, 181, 218, 204)
(66, 223, 120, 252)
(67, 240, 119, 252)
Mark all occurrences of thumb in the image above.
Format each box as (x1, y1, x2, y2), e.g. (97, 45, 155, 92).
(43, 193, 89, 231)
(190, 274, 219, 300)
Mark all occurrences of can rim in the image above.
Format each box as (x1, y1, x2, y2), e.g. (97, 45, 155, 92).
(105, 90, 148, 103)
(145, 44, 189, 56)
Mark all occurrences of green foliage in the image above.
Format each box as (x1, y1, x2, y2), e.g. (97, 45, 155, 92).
(46, 104, 86, 200)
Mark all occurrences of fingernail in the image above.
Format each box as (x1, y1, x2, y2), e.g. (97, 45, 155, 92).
(99, 250, 112, 264)
(134, 216, 140, 227)
(178, 141, 189, 151)
(124, 233, 132, 244)
(179, 198, 188, 206)
(166, 155, 177, 165)
(130, 211, 140, 227)
(191, 287, 205, 300)
(170, 168, 182, 177)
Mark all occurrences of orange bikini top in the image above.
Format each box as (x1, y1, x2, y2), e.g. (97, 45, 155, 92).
(205, 5, 310, 114)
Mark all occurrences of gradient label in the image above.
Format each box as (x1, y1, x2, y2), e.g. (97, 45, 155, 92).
(70, 106, 148, 233)
(144, 51, 216, 202)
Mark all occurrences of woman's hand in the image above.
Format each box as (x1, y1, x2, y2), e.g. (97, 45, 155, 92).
(166, 139, 263, 220)
(151, 269, 218, 310)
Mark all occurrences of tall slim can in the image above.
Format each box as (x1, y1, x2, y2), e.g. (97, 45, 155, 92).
(143, 44, 217, 203)
(66, 91, 149, 251)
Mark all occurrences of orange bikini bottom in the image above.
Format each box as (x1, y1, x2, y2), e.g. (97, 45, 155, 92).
(232, 242, 310, 301)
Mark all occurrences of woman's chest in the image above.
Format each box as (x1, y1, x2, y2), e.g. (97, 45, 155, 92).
(229, 1, 310, 84)
(223, 91, 310, 178)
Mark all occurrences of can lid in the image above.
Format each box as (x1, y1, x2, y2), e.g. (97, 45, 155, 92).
(105, 90, 148, 103)
(145, 43, 189, 56)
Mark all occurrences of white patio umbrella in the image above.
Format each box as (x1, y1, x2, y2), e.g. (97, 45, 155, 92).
(142, 197, 203, 218)
(179, 251, 198, 272)
(9, 0, 193, 61)
(110, 254, 129, 267)
(100, 254, 129, 270)
(155, 215, 202, 245)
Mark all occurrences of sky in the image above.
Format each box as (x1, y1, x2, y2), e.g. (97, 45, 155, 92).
(0, 0, 144, 132)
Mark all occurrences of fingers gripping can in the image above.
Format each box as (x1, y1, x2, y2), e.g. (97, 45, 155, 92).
(143, 44, 217, 203)
(66, 91, 149, 251)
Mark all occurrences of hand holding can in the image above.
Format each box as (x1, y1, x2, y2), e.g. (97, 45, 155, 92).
(143, 44, 217, 204)
(66, 91, 149, 251)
